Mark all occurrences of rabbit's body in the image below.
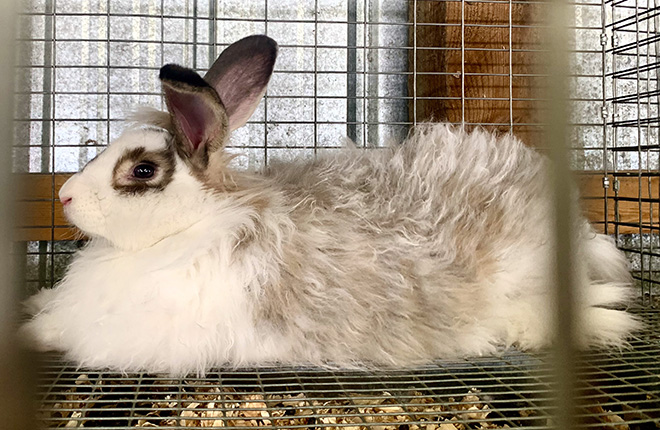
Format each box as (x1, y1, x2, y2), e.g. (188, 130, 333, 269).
(21, 36, 638, 375)
(23, 124, 637, 374)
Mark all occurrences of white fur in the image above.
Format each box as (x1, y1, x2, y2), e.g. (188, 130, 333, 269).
(21, 124, 640, 375)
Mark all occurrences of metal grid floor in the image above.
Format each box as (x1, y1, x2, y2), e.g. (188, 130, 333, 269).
(36, 310, 660, 429)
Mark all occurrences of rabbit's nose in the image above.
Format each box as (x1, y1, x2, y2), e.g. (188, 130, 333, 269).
(59, 174, 77, 206)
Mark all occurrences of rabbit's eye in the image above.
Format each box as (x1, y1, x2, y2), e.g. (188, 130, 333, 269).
(132, 163, 156, 179)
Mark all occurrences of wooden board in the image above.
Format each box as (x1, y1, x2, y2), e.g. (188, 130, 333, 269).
(16, 173, 76, 241)
(409, 0, 544, 146)
(578, 174, 660, 235)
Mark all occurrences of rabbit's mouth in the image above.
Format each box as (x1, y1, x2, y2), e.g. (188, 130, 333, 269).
(61, 196, 107, 241)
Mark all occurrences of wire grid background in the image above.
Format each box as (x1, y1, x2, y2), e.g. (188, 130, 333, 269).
(15, 0, 607, 293)
(14, 0, 660, 428)
(607, 0, 660, 305)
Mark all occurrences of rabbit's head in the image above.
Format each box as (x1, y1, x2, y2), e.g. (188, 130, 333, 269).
(58, 35, 277, 250)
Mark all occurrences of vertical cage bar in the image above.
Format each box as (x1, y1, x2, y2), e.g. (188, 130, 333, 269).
(412, 0, 417, 127)
(602, 0, 610, 235)
(192, 0, 198, 69)
(508, 0, 514, 133)
(41, 0, 53, 175)
(347, 0, 357, 144)
(461, 0, 466, 123)
(0, 0, 34, 428)
(49, 0, 58, 289)
(546, 0, 578, 428)
(362, 0, 367, 147)
(160, 0, 164, 110)
(653, 0, 660, 305)
(313, 0, 318, 156)
(634, 0, 649, 304)
(39, 0, 54, 289)
(209, 0, 216, 61)
(105, 0, 110, 160)
(644, 0, 654, 303)
(611, 1, 622, 245)
(264, 0, 269, 165)
(367, 0, 379, 147)
(603, 10, 610, 234)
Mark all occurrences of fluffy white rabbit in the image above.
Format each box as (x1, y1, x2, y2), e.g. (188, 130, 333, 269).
(21, 35, 639, 375)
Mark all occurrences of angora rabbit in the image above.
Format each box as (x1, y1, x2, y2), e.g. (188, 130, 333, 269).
(21, 35, 639, 375)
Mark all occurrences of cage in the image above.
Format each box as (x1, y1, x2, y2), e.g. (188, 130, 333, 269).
(10, 0, 660, 428)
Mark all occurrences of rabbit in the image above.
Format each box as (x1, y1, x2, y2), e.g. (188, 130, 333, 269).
(20, 34, 640, 376)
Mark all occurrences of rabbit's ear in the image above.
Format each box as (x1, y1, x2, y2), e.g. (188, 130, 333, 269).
(159, 64, 229, 167)
(203, 35, 277, 131)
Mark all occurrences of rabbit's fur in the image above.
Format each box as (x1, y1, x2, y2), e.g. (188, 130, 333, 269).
(21, 35, 639, 375)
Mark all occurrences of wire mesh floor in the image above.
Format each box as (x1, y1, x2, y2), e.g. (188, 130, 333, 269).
(36, 311, 660, 430)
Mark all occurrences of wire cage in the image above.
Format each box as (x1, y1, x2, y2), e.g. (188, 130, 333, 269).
(12, 0, 660, 428)
(608, 0, 660, 306)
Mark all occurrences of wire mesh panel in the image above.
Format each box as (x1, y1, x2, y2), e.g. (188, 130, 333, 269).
(34, 312, 660, 429)
(605, 0, 660, 305)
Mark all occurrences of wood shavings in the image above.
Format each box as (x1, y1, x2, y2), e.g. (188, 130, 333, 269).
(64, 411, 82, 428)
(38, 377, 553, 429)
(583, 405, 630, 430)
(74, 375, 90, 385)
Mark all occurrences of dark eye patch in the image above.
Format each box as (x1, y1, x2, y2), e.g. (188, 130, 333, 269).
(112, 147, 175, 195)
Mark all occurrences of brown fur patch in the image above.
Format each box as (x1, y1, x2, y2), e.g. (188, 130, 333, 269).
(195, 150, 239, 193)
(112, 146, 176, 195)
